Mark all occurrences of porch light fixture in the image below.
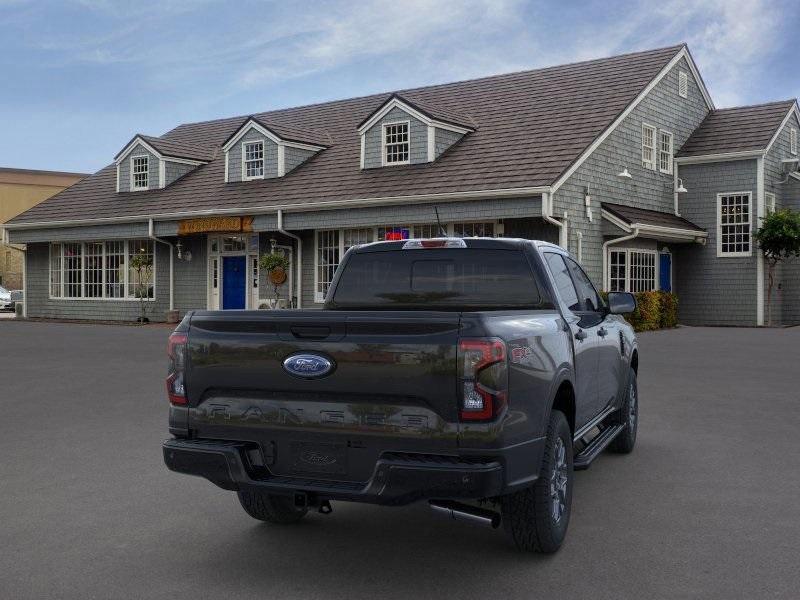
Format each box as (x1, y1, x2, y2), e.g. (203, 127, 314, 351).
(675, 178, 688, 194)
(175, 240, 192, 262)
(617, 167, 633, 180)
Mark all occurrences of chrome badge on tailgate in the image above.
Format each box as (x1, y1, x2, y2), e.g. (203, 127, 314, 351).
(282, 353, 335, 379)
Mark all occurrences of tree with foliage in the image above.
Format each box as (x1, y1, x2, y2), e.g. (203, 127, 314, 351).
(129, 251, 153, 323)
(754, 208, 800, 326)
(259, 252, 291, 308)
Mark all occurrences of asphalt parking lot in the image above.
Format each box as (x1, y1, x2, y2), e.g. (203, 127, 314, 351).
(1, 321, 799, 599)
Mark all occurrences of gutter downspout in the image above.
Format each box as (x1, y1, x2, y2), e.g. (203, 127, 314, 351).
(541, 192, 567, 249)
(673, 161, 681, 216)
(148, 219, 174, 312)
(277, 209, 302, 309)
(602, 228, 639, 291)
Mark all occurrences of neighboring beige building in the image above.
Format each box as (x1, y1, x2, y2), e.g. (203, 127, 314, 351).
(0, 168, 87, 289)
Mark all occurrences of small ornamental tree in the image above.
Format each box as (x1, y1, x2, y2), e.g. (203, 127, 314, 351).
(129, 251, 154, 323)
(259, 252, 291, 308)
(754, 208, 800, 326)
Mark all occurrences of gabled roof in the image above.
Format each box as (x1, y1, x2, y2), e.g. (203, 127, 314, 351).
(11, 45, 695, 226)
(114, 134, 216, 163)
(221, 116, 331, 150)
(602, 202, 706, 233)
(677, 100, 798, 158)
(356, 93, 475, 132)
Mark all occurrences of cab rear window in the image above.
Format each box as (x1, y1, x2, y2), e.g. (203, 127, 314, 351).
(330, 248, 545, 310)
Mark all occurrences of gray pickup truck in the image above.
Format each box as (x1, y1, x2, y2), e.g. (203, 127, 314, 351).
(163, 238, 639, 553)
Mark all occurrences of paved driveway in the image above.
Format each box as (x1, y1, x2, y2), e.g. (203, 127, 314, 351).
(1, 322, 798, 599)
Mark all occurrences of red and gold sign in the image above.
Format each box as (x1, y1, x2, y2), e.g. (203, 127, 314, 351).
(177, 216, 254, 235)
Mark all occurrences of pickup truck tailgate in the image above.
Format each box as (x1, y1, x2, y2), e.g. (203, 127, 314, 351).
(185, 310, 460, 482)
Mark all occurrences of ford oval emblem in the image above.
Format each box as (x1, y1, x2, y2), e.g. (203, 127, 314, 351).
(282, 353, 334, 379)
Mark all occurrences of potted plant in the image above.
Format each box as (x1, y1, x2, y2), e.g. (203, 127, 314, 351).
(130, 250, 154, 323)
(259, 252, 291, 309)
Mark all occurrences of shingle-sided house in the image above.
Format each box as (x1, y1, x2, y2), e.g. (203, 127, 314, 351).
(4, 44, 800, 325)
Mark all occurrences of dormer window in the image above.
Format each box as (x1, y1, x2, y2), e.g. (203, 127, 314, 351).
(243, 141, 265, 179)
(383, 122, 410, 165)
(131, 156, 149, 190)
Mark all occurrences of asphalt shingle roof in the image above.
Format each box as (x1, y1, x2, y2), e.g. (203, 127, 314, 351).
(11, 45, 686, 225)
(677, 100, 797, 157)
(603, 202, 705, 232)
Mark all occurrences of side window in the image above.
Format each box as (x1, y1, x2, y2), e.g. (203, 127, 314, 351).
(544, 253, 580, 312)
(564, 257, 602, 312)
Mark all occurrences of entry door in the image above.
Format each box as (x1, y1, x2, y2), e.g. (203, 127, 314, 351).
(659, 253, 672, 292)
(222, 256, 246, 309)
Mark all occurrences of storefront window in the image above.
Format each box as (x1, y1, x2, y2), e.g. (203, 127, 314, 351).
(48, 240, 154, 300)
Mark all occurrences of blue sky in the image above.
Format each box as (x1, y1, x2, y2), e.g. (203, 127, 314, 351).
(1, 0, 798, 173)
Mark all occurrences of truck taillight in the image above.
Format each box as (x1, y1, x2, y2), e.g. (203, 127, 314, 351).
(167, 332, 188, 405)
(458, 338, 507, 421)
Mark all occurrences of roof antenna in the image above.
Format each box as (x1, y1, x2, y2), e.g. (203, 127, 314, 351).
(434, 206, 447, 237)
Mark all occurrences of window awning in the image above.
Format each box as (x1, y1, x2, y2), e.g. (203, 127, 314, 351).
(601, 203, 707, 243)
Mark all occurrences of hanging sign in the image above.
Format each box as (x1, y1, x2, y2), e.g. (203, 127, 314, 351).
(178, 216, 254, 235)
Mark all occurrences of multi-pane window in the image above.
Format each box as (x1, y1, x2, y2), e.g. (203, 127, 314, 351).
(659, 131, 674, 174)
(316, 229, 340, 301)
(642, 123, 656, 170)
(413, 224, 441, 239)
(315, 228, 375, 301)
(791, 128, 797, 155)
(131, 156, 149, 190)
(453, 222, 494, 237)
(608, 249, 657, 292)
(243, 141, 264, 178)
(49, 240, 155, 299)
(84, 242, 104, 298)
(718, 193, 752, 256)
(766, 192, 776, 215)
(609, 250, 627, 292)
(49, 244, 62, 297)
(678, 70, 688, 98)
(383, 122, 410, 165)
(105, 241, 126, 298)
(128, 239, 154, 299)
(63, 243, 83, 298)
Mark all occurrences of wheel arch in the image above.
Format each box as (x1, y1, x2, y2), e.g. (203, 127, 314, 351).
(550, 378, 576, 436)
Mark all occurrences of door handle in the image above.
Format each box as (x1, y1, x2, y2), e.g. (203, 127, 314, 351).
(575, 329, 588, 341)
(598, 327, 608, 337)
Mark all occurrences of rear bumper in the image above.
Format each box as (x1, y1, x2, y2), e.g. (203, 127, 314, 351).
(163, 438, 541, 505)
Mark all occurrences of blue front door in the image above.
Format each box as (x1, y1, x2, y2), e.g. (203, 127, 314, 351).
(222, 256, 246, 309)
(659, 253, 672, 292)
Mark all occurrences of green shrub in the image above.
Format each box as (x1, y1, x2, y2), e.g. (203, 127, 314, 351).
(658, 292, 679, 328)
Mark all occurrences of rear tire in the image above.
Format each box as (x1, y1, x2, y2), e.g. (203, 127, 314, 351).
(237, 489, 308, 524)
(501, 409, 573, 553)
(610, 369, 638, 454)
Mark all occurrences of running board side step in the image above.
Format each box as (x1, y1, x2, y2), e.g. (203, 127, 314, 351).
(573, 423, 625, 470)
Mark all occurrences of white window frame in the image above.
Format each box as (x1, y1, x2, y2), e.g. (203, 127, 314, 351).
(678, 70, 688, 99)
(790, 127, 797, 155)
(765, 192, 776, 214)
(717, 192, 753, 257)
(382, 120, 411, 166)
(130, 155, 149, 191)
(48, 240, 156, 301)
(642, 123, 657, 170)
(606, 248, 659, 293)
(242, 140, 265, 180)
(659, 130, 674, 174)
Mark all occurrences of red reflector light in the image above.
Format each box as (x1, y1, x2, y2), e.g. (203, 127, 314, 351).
(167, 332, 188, 405)
(458, 338, 507, 421)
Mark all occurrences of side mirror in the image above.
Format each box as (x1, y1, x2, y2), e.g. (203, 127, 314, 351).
(607, 291, 637, 315)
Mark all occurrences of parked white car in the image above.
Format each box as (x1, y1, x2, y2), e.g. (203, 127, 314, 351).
(0, 285, 13, 311)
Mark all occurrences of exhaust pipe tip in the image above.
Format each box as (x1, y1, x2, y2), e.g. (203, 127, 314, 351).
(429, 500, 501, 529)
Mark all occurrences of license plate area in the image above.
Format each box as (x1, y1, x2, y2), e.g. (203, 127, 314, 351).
(289, 442, 347, 476)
